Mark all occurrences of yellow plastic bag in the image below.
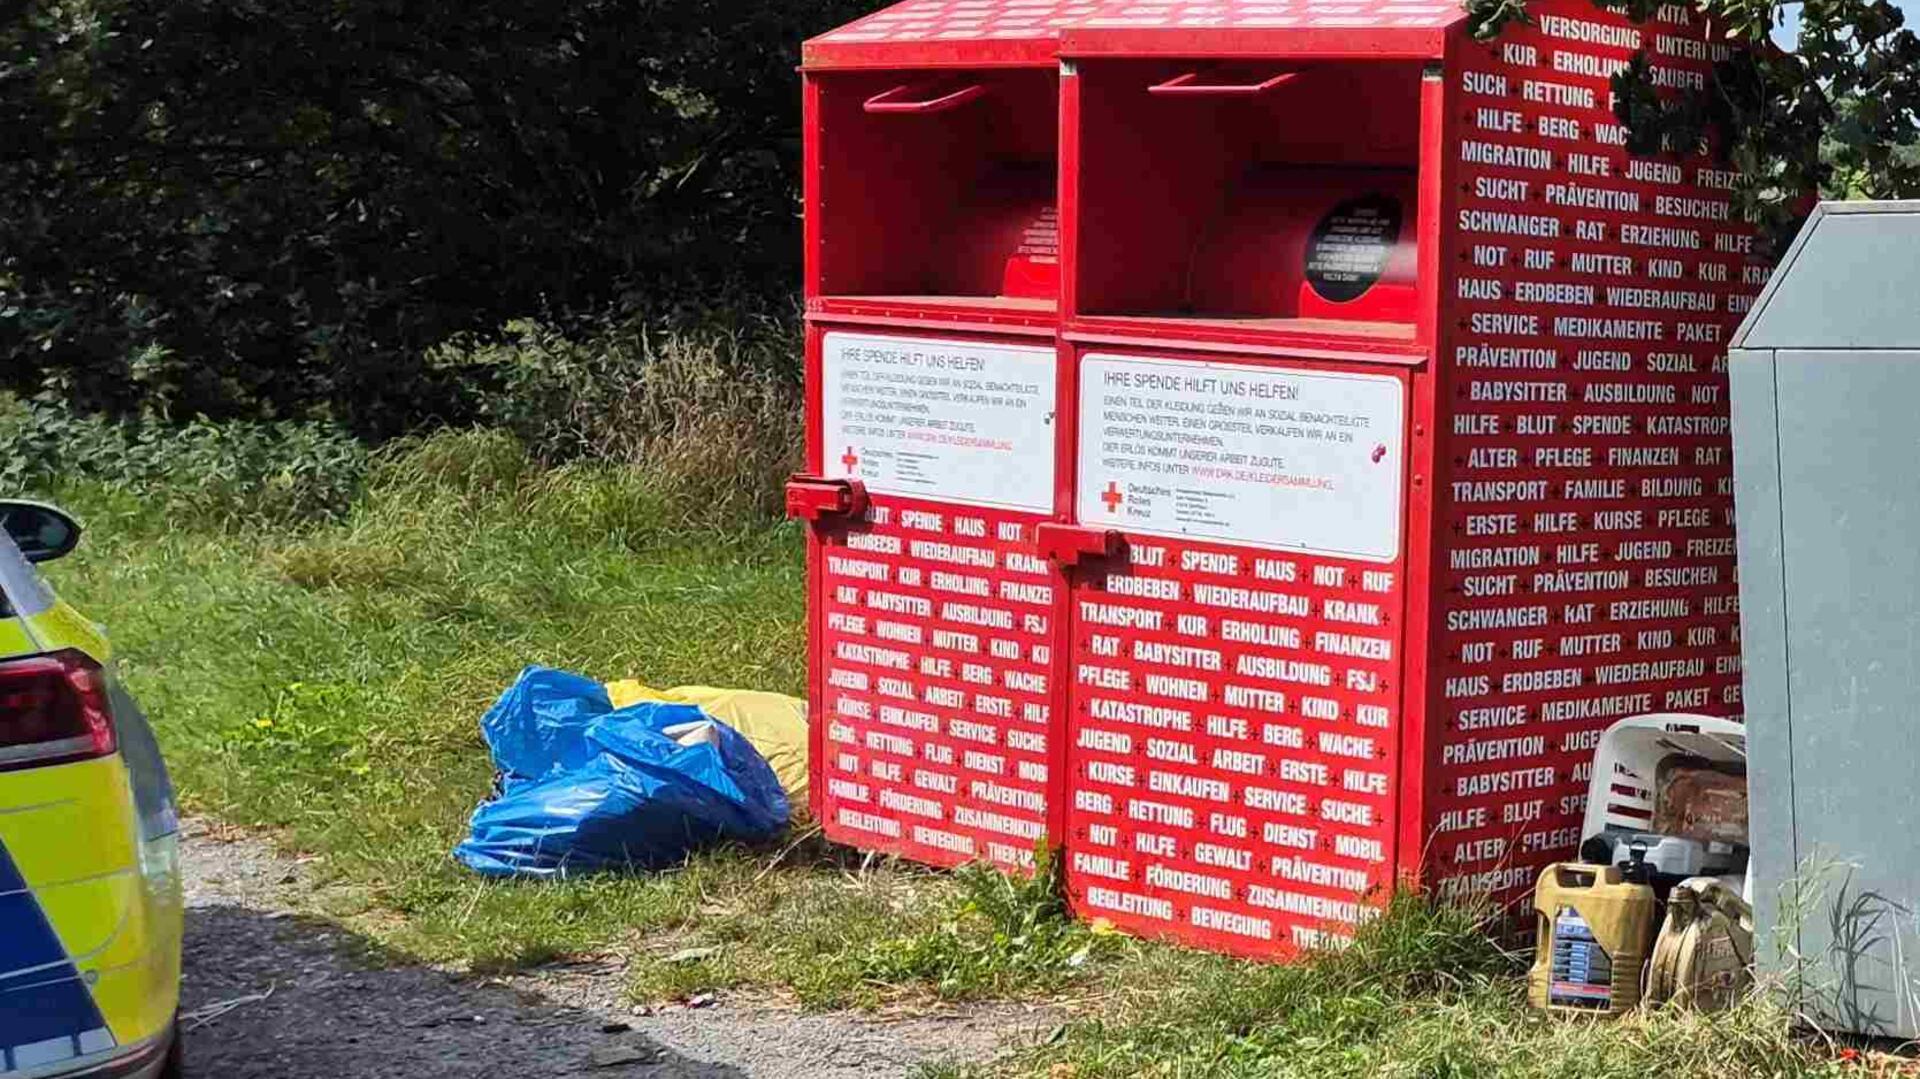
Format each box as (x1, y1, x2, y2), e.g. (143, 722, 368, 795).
(606, 680, 808, 814)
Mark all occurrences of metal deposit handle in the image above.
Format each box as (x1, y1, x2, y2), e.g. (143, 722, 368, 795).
(862, 82, 989, 114)
(1147, 70, 1297, 96)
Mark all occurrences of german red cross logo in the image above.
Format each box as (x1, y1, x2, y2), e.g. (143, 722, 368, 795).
(1101, 481, 1123, 512)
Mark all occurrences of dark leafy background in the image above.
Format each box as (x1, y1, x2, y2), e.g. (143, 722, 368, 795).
(0, 0, 864, 434)
(5, 0, 1915, 436)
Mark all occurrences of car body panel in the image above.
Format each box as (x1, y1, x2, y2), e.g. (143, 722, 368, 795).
(19, 604, 110, 667)
(0, 622, 31, 659)
(0, 529, 180, 1076)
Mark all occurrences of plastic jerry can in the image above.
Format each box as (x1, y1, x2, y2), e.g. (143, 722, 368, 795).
(1527, 863, 1658, 1015)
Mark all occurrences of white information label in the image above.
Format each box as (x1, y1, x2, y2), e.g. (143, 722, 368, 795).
(823, 332, 1057, 512)
(1075, 354, 1405, 561)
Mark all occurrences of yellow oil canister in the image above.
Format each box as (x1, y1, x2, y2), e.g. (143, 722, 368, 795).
(1527, 862, 1658, 1015)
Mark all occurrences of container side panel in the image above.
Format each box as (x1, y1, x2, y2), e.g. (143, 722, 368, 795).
(804, 76, 823, 301)
(810, 329, 1065, 870)
(1727, 345, 1794, 975)
(1428, 0, 1768, 902)
(1772, 348, 1920, 1041)
(1392, 55, 1451, 885)
(1062, 350, 1410, 957)
(805, 323, 830, 821)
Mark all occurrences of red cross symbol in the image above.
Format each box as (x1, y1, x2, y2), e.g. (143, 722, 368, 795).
(1100, 481, 1123, 513)
(841, 446, 859, 471)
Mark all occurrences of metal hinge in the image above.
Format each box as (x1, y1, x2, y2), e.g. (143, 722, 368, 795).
(784, 475, 870, 523)
(1034, 523, 1126, 568)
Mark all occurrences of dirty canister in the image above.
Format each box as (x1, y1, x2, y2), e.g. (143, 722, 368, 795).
(1527, 863, 1658, 1015)
(1645, 876, 1753, 1012)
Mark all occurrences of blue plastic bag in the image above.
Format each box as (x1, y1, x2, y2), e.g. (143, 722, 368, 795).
(455, 666, 791, 878)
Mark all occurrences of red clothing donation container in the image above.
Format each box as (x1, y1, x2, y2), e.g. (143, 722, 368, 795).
(790, 0, 1768, 958)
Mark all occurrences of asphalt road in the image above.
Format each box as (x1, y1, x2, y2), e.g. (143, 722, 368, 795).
(175, 822, 1048, 1077)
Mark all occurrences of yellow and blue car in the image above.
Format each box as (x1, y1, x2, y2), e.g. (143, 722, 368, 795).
(0, 501, 181, 1078)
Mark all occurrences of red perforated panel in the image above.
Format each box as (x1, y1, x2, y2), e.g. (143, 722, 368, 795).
(1060, 352, 1409, 956)
(1426, 2, 1766, 901)
(815, 497, 1064, 870)
(806, 326, 1066, 871)
(1063, 539, 1404, 954)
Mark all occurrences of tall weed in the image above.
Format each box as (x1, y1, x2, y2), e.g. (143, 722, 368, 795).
(858, 852, 1109, 1000)
(433, 316, 803, 525)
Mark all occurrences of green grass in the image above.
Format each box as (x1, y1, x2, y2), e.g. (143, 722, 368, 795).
(961, 894, 1858, 1078)
(29, 428, 1873, 1075)
(41, 430, 1099, 1010)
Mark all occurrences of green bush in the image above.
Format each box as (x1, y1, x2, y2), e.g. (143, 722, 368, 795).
(431, 316, 803, 524)
(1, 308, 805, 533)
(0, 393, 369, 524)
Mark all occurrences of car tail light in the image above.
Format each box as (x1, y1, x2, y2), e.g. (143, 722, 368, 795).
(0, 649, 116, 771)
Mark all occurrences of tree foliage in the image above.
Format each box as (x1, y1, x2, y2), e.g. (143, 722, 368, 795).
(1468, 0, 1920, 251)
(11, 0, 1914, 432)
(0, 0, 864, 433)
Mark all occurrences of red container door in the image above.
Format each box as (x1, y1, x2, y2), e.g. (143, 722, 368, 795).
(804, 327, 1066, 871)
(1060, 349, 1412, 957)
